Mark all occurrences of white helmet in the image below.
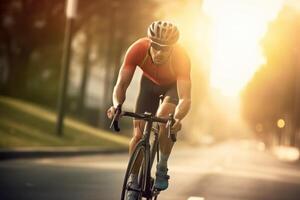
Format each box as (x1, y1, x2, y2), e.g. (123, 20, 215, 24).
(147, 21, 179, 45)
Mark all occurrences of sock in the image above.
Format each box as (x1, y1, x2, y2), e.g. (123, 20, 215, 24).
(158, 153, 170, 169)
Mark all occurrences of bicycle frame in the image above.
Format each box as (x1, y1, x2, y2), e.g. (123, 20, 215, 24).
(112, 110, 175, 200)
(136, 113, 160, 198)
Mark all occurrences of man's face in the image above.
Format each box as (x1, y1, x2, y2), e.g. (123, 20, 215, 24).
(149, 42, 173, 65)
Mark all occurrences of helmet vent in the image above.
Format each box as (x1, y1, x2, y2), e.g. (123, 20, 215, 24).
(147, 21, 179, 45)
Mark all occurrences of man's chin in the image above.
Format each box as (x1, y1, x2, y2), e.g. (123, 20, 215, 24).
(154, 59, 166, 65)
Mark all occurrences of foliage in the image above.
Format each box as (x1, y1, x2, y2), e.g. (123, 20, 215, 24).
(0, 0, 158, 127)
(241, 6, 300, 138)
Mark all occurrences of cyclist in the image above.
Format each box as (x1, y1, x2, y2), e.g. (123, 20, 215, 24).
(107, 20, 191, 199)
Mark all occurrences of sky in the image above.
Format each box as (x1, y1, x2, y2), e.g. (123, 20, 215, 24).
(203, 0, 285, 96)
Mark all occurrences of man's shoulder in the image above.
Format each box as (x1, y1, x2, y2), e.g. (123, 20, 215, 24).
(126, 37, 150, 57)
(136, 37, 151, 44)
(124, 38, 150, 65)
(131, 37, 151, 50)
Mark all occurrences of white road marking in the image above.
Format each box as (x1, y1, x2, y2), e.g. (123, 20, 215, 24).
(187, 197, 205, 200)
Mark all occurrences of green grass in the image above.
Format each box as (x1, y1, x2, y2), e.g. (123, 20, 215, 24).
(0, 96, 130, 149)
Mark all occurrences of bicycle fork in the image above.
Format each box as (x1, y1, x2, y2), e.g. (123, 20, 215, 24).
(142, 119, 161, 199)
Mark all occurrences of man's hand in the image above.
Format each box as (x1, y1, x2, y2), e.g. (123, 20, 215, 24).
(107, 106, 116, 119)
(171, 118, 182, 132)
(107, 105, 122, 120)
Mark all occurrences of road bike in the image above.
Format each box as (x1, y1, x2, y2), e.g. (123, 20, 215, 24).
(110, 106, 176, 200)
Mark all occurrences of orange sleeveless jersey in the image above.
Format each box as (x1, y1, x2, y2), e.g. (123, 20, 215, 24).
(122, 37, 191, 86)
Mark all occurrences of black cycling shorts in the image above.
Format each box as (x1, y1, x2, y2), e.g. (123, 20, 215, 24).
(135, 75, 179, 115)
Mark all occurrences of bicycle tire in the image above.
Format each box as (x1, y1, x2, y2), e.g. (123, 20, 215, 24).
(120, 142, 147, 200)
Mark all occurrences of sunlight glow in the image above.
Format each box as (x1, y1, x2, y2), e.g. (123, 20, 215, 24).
(158, 0, 211, 73)
(273, 146, 300, 161)
(203, 0, 284, 96)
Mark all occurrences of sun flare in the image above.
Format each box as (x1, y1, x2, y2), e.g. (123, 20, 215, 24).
(203, 0, 283, 96)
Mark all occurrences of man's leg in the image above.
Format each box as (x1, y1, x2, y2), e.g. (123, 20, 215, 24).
(154, 98, 176, 190)
(130, 120, 145, 174)
(127, 120, 145, 200)
(157, 101, 176, 157)
(129, 120, 145, 154)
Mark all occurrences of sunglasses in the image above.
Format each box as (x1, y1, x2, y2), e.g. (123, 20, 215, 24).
(151, 42, 173, 51)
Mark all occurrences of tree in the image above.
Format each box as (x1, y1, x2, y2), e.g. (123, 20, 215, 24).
(241, 6, 300, 146)
(0, 0, 66, 96)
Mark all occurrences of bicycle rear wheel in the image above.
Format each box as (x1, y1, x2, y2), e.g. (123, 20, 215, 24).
(121, 142, 147, 200)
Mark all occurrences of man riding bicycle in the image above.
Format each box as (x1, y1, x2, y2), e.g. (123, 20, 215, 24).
(107, 20, 191, 199)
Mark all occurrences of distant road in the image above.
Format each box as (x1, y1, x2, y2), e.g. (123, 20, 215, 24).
(1, 140, 300, 200)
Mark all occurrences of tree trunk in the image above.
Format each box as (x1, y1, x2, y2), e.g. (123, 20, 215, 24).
(77, 31, 92, 115)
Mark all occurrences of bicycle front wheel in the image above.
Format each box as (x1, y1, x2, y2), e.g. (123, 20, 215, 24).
(121, 142, 147, 200)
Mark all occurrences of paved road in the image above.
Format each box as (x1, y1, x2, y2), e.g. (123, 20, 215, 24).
(1, 140, 300, 200)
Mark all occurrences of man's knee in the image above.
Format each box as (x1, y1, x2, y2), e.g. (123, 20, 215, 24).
(156, 102, 176, 130)
(157, 101, 176, 118)
(132, 120, 144, 141)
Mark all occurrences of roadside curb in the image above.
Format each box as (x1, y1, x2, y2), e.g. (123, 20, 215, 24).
(0, 147, 128, 160)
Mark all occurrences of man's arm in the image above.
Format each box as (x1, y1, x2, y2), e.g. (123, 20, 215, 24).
(112, 67, 135, 107)
(174, 79, 191, 120)
(172, 45, 191, 121)
(112, 39, 146, 107)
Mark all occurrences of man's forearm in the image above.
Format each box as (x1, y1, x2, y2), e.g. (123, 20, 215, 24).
(112, 84, 126, 107)
(174, 98, 191, 120)
(111, 67, 134, 108)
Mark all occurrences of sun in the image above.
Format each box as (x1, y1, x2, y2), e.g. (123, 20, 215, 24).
(203, 0, 283, 96)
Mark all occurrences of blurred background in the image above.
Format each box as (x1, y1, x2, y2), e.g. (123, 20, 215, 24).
(2, 0, 300, 199)
(1, 0, 300, 152)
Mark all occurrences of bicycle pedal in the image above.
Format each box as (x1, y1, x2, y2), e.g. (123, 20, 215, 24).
(154, 187, 163, 192)
(153, 188, 160, 195)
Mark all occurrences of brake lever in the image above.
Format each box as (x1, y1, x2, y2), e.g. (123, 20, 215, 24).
(167, 114, 177, 142)
(109, 107, 122, 132)
(112, 120, 120, 132)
